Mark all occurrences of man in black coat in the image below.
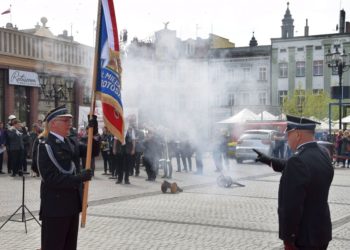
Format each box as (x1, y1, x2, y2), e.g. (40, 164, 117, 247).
(254, 115, 334, 250)
(37, 105, 92, 250)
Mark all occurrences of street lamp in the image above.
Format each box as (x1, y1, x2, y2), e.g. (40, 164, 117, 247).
(39, 75, 74, 107)
(326, 45, 350, 130)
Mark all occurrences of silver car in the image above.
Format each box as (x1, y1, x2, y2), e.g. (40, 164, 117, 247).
(235, 129, 278, 164)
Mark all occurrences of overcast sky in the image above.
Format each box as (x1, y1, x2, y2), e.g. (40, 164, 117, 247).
(1, 0, 350, 47)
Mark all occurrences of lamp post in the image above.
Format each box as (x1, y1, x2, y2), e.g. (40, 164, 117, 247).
(326, 45, 350, 130)
(39, 75, 74, 108)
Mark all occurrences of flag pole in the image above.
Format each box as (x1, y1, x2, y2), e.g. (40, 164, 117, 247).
(81, 0, 102, 228)
(10, 5, 12, 23)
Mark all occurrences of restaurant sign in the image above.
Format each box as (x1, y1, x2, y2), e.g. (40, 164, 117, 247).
(9, 69, 40, 87)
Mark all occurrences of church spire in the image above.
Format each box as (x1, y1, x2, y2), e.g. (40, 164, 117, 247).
(249, 32, 258, 47)
(281, 2, 294, 38)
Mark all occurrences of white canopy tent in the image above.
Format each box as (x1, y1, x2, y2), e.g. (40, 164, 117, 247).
(218, 108, 259, 124)
(341, 115, 350, 123)
(257, 111, 278, 120)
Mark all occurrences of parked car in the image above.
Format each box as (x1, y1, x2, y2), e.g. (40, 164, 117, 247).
(235, 129, 278, 164)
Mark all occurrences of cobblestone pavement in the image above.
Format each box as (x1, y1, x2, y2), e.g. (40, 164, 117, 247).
(0, 157, 349, 249)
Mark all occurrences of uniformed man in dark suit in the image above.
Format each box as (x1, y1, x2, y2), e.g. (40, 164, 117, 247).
(254, 115, 334, 250)
(36, 105, 92, 250)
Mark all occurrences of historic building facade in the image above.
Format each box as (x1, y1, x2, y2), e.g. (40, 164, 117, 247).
(208, 40, 272, 122)
(0, 17, 93, 126)
(270, 3, 350, 114)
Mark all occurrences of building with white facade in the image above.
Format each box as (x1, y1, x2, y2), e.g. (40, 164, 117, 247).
(208, 40, 271, 122)
(271, 3, 350, 115)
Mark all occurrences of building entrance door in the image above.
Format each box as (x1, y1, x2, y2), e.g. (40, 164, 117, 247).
(14, 86, 30, 127)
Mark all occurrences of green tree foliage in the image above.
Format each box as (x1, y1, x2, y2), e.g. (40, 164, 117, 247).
(282, 89, 339, 120)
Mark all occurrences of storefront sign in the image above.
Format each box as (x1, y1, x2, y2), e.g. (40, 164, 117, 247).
(9, 69, 40, 87)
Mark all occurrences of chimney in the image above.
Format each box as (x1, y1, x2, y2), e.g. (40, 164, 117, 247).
(339, 9, 346, 33)
(346, 22, 350, 33)
(304, 19, 309, 36)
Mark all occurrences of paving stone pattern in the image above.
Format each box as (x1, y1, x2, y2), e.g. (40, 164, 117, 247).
(0, 158, 349, 249)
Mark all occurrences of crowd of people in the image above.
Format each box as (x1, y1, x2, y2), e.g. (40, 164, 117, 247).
(0, 115, 43, 176)
(0, 113, 208, 182)
(0, 109, 338, 249)
(97, 123, 205, 184)
(334, 130, 350, 168)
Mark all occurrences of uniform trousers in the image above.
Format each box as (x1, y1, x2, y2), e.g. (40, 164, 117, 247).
(41, 214, 79, 250)
(117, 153, 130, 183)
(0, 152, 3, 172)
(9, 150, 21, 175)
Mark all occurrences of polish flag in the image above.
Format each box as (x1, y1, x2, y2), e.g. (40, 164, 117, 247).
(1, 8, 10, 15)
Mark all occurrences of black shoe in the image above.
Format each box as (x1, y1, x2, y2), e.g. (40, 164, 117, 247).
(23, 172, 30, 175)
(135, 173, 139, 177)
(124, 181, 130, 184)
(0, 171, 5, 174)
(116, 180, 122, 184)
(11, 174, 16, 177)
(109, 176, 117, 179)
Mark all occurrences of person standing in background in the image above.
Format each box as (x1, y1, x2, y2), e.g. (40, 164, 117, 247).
(4, 115, 16, 174)
(0, 121, 6, 174)
(6, 119, 24, 177)
(100, 127, 111, 175)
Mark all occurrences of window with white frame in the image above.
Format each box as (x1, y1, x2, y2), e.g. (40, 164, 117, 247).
(242, 66, 251, 81)
(259, 92, 267, 105)
(228, 93, 235, 106)
(278, 90, 288, 106)
(313, 60, 323, 76)
(296, 61, 305, 77)
(259, 67, 267, 81)
(279, 63, 288, 78)
(296, 89, 305, 113)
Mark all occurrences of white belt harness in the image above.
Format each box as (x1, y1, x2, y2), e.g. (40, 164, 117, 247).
(37, 141, 76, 179)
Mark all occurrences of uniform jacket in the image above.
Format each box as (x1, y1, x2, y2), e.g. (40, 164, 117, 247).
(37, 133, 82, 218)
(5, 127, 24, 151)
(270, 142, 334, 247)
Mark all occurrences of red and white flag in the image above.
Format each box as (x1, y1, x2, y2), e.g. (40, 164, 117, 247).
(1, 8, 10, 15)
